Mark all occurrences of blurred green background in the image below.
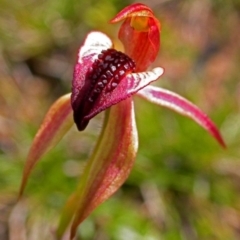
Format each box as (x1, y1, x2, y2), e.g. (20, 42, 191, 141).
(1, 0, 240, 239)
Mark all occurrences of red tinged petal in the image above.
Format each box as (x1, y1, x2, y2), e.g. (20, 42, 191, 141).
(83, 67, 164, 120)
(72, 31, 164, 130)
(110, 3, 160, 71)
(71, 32, 113, 120)
(19, 94, 73, 196)
(73, 54, 164, 131)
(137, 86, 226, 147)
(66, 98, 138, 239)
(72, 47, 135, 130)
(72, 32, 113, 108)
(71, 31, 113, 130)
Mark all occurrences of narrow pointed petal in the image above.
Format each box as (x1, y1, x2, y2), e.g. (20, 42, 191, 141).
(66, 98, 138, 239)
(137, 86, 226, 147)
(83, 67, 164, 125)
(110, 3, 160, 71)
(19, 94, 73, 196)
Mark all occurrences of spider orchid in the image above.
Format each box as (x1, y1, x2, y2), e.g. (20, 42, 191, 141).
(19, 3, 225, 239)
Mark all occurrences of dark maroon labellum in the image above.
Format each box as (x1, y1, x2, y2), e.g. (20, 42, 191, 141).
(73, 48, 136, 130)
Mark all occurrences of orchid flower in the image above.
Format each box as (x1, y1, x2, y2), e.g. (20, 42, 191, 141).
(19, 3, 225, 239)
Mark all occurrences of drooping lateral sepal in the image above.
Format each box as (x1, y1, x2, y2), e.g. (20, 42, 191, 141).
(19, 94, 73, 197)
(137, 86, 226, 147)
(56, 98, 138, 239)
